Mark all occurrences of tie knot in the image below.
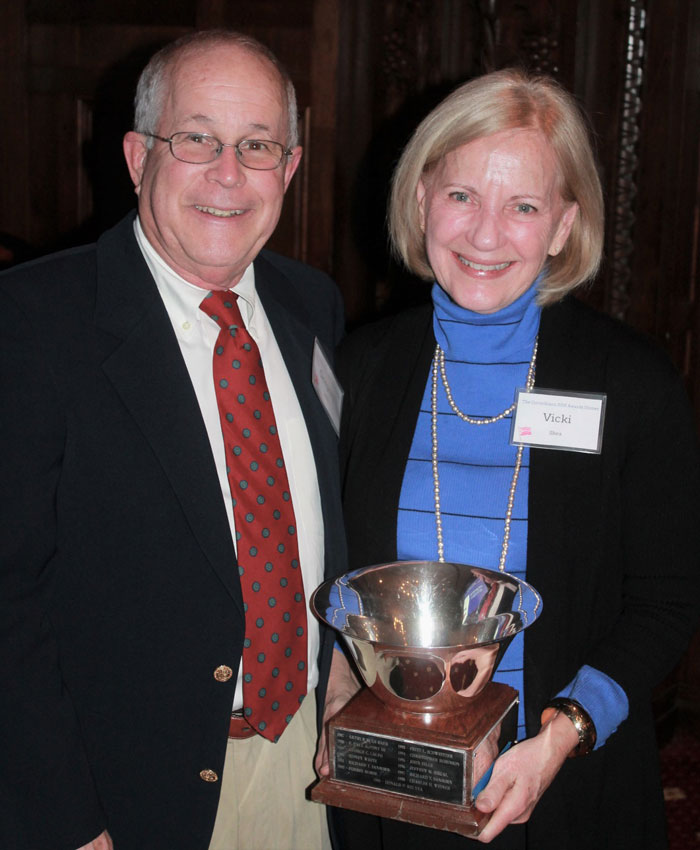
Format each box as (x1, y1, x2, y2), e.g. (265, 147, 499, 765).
(199, 290, 244, 331)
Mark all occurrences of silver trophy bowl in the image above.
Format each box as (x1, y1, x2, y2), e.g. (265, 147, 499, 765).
(312, 561, 542, 715)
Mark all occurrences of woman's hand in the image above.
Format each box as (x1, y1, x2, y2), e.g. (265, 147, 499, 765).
(315, 649, 361, 778)
(475, 710, 579, 843)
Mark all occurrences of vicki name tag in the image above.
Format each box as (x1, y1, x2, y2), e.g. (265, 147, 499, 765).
(510, 388, 606, 454)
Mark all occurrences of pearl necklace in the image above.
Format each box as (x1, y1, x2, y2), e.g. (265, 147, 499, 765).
(431, 337, 538, 570)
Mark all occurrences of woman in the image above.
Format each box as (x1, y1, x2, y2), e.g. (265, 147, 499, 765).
(325, 69, 700, 849)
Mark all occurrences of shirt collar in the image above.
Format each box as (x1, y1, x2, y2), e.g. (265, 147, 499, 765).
(133, 216, 258, 325)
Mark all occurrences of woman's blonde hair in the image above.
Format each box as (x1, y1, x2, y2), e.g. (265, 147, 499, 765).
(389, 69, 604, 305)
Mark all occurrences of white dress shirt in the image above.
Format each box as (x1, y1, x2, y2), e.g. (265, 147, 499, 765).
(134, 219, 324, 708)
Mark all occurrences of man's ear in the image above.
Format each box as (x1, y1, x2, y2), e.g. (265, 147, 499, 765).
(282, 146, 303, 193)
(123, 132, 149, 195)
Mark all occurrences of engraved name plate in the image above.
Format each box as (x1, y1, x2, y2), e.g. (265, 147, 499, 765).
(333, 728, 466, 805)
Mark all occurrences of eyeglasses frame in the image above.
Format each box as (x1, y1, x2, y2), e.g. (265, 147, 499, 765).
(143, 132, 294, 171)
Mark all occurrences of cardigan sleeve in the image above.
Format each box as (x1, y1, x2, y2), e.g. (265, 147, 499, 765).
(584, 360, 700, 700)
(563, 338, 698, 707)
(556, 665, 628, 748)
(525, 300, 700, 729)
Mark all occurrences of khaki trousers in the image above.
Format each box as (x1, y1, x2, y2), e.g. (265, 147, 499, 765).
(208, 690, 332, 850)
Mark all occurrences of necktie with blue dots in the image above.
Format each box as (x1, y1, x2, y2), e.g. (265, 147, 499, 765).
(200, 290, 308, 742)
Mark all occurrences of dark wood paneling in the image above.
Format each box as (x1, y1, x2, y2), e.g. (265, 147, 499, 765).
(0, 0, 334, 269)
(0, 1, 30, 245)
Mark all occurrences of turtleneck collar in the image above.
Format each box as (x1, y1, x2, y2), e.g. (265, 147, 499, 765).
(432, 273, 543, 362)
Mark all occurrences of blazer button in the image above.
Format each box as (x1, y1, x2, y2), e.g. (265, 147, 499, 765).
(200, 769, 219, 783)
(213, 665, 233, 682)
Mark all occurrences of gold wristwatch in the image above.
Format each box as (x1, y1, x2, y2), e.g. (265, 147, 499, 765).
(540, 697, 597, 757)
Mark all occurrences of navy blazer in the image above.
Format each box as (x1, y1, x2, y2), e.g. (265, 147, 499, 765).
(336, 297, 700, 850)
(0, 214, 346, 850)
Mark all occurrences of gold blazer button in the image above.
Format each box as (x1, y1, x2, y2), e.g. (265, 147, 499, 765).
(213, 665, 233, 682)
(199, 769, 219, 783)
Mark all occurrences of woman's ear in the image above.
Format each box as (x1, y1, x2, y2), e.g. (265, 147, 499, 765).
(416, 178, 427, 233)
(549, 202, 579, 257)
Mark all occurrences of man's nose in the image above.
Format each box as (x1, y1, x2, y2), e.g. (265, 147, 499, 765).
(206, 145, 247, 187)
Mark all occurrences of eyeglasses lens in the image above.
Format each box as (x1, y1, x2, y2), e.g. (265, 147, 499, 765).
(169, 133, 284, 169)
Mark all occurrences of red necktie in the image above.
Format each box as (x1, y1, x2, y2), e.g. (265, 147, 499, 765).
(200, 290, 308, 742)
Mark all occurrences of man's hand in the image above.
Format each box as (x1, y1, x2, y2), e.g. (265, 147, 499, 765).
(475, 710, 579, 843)
(77, 830, 113, 850)
(315, 649, 361, 777)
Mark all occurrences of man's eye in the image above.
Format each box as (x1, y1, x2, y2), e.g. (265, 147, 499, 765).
(186, 134, 210, 145)
(245, 141, 271, 152)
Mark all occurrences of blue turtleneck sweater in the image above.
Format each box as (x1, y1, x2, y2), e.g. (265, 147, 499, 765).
(397, 279, 627, 746)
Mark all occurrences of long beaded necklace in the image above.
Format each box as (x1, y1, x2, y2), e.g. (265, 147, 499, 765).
(431, 336, 538, 570)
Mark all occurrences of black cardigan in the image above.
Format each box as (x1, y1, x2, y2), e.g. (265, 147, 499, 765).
(336, 296, 700, 849)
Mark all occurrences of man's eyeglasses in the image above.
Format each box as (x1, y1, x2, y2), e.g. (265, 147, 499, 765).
(144, 132, 293, 170)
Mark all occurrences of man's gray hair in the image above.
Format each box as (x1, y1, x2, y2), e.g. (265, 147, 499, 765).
(133, 29, 299, 148)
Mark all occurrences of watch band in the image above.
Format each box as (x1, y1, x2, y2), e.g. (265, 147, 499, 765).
(540, 697, 597, 757)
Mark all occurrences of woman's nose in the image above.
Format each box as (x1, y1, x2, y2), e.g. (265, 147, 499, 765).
(467, 207, 506, 251)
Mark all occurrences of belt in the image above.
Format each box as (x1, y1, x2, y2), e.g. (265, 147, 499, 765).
(228, 709, 257, 740)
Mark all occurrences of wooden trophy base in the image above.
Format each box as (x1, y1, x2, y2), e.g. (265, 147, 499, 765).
(311, 683, 518, 837)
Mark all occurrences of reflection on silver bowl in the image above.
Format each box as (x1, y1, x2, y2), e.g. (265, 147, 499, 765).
(311, 561, 542, 715)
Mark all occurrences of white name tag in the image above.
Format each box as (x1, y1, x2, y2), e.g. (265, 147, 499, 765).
(510, 388, 606, 454)
(312, 337, 344, 436)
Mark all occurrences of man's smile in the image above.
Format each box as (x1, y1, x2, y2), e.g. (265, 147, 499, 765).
(194, 205, 246, 217)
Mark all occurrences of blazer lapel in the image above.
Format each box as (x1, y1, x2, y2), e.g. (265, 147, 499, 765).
(253, 258, 323, 437)
(93, 217, 244, 611)
(253, 255, 345, 580)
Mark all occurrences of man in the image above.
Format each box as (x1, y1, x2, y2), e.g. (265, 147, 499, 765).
(0, 30, 347, 850)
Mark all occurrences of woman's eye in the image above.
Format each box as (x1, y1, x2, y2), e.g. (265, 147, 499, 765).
(515, 202, 536, 213)
(449, 191, 471, 203)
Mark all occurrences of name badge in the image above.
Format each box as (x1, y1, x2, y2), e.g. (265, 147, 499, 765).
(312, 337, 344, 436)
(510, 388, 606, 454)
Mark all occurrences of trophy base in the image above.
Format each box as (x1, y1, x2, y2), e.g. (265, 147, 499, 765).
(310, 684, 518, 837)
(311, 773, 489, 837)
